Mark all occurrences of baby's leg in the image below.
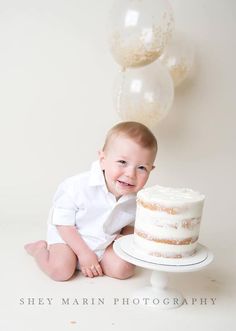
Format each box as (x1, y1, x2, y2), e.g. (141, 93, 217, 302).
(24, 241, 77, 281)
(100, 243, 135, 280)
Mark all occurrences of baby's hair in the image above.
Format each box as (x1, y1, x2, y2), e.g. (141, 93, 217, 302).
(103, 121, 158, 155)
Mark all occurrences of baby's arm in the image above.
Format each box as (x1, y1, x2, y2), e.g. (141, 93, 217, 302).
(56, 225, 103, 277)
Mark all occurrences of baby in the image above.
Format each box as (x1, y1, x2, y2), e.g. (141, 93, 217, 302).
(25, 121, 157, 281)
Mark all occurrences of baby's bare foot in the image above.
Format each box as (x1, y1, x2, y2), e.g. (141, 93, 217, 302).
(24, 240, 47, 256)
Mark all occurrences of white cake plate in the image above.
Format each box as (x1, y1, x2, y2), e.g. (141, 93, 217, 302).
(113, 234, 214, 309)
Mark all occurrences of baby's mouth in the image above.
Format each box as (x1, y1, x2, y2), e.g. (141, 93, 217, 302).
(117, 180, 135, 187)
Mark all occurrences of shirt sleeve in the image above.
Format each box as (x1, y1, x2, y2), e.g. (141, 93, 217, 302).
(48, 179, 78, 226)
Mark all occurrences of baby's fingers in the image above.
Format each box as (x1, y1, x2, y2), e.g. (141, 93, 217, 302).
(81, 265, 102, 278)
(90, 264, 103, 277)
(95, 263, 103, 276)
(81, 267, 94, 278)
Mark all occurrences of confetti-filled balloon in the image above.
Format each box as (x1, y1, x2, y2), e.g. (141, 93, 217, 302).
(159, 31, 194, 86)
(108, 0, 174, 69)
(114, 60, 174, 127)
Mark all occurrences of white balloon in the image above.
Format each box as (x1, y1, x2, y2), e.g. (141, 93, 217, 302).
(114, 61, 174, 127)
(159, 31, 194, 87)
(108, 0, 174, 69)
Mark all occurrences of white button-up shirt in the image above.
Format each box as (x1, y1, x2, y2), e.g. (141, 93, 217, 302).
(47, 161, 136, 257)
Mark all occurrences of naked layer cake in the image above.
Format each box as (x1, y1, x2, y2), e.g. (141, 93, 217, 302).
(134, 185, 205, 258)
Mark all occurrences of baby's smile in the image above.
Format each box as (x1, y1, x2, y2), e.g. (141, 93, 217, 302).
(117, 180, 135, 187)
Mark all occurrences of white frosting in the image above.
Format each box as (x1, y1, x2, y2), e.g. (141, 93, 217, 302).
(137, 185, 205, 207)
(135, 214, 200, 240)
(134, 234, 197, 257)
(134, 185, 205, 258)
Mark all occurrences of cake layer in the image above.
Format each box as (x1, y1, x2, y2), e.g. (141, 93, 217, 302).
(134, 228, 198, 245)
(137, 199, 203, 219)
(136, 207, 201, 229)
(135, 220, 200, 242)
(134, 233, 197, 258)
(137, 185, 205, 209)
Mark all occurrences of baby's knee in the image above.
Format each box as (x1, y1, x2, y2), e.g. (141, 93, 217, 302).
(113, 261, 135, 280)
(49, 262, 76, 281)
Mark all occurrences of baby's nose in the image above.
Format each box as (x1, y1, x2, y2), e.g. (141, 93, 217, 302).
(125, 166, 136, 178)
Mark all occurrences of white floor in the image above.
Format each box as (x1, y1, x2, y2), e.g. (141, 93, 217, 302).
(1, 221, 235, 331)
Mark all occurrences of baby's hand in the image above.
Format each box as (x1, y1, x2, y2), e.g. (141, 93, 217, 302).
(78, 248, 103, 278)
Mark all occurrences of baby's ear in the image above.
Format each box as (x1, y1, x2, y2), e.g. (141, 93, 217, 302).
(98, 150, 105, 161)
(98, 150, 106, 170)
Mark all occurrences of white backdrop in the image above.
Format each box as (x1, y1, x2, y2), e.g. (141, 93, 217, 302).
(0, 0, 235, 262)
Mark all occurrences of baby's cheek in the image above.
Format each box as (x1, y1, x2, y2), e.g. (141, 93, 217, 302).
(140, 174, 149, 185)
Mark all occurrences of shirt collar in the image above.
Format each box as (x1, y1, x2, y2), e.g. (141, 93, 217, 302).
(88, 160, 106, 187)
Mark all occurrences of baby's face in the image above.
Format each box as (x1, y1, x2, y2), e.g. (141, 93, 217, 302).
(99, 135, 155, 199)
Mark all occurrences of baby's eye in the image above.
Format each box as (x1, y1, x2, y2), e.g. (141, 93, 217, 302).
(138, 165, 147, 172)
(117, 160, 127, 165)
